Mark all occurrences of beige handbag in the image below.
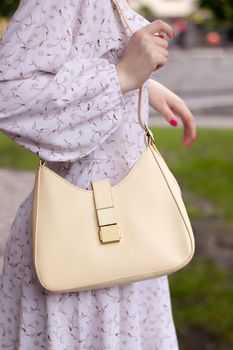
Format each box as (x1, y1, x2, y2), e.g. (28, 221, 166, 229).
(31, 0, 195, 293)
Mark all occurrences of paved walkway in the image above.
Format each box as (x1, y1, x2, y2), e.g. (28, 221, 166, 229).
(150, 47, 233, 121)
(149, 115, 233, 128)
(0, 169, 35, 272)
(153, 47, 233, 97)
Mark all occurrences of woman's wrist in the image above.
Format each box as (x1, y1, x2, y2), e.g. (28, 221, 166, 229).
(115, 63, 130, 93)
(147, 79, 166, 107)
(115, 63, 141, 93)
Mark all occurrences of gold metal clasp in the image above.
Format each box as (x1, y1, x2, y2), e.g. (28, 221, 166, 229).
(99, 224, 121, 244)
(97, 207, 121, 243)
(144, 124, 155, 146)
(39, 158, 46, 166)
(92, 178, 121, 244)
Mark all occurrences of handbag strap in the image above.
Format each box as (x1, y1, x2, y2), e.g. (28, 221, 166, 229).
(111, 0, 155, 144)
(111, 0, 147, 130)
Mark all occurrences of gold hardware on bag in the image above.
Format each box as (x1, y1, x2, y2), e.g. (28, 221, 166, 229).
(144, 124, 155, 144)
(99, 224, 121, 244)
(91, 179, 121, 244)
(97, 207, 121, 243)
(97, 207, 116, 226)
(39, 158, 46, 166)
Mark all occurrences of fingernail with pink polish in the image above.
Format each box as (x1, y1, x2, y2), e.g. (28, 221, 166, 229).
(170, 118, 178, 127)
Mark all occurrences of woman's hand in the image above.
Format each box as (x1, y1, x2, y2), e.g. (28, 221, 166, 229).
(148, 79, 196, 148)
(116, 20, 174, 93)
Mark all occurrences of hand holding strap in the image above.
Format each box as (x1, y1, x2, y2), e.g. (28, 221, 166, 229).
(111, 0, 147, 131)
(39, 0, 154, 166)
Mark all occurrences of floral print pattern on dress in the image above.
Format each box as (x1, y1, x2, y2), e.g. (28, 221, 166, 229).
(0, 0, 179, 349)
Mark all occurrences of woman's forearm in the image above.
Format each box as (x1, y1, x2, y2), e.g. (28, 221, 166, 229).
(147, 78, 165, 108)
(147, 79, 154, 106)
(147, 78, 177, 109)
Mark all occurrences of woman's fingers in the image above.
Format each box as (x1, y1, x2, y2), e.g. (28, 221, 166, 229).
(150, 44, 169, 71)
(152, 53, 168, 71)
(173, 100, 196, 147)
(117, 19, 173, 91)
(161, 104, 179, 127)
(153, 45, 169, 58)
(143, 19, 174, 39)
(153, 35, 169, 49)
(162, 99, 196, 147)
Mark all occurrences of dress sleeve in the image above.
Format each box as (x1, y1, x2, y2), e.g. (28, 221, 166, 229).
(0, 0, 128, 162)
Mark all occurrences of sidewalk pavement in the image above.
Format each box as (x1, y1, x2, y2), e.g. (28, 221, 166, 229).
(153, 47, 233, 97)
(149, 47, 233, 123)
(0, 169, 35, 272)
(149, 115, 233, 128)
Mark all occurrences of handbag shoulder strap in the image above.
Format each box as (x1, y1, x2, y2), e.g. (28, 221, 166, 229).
(111, 0, 147, 132)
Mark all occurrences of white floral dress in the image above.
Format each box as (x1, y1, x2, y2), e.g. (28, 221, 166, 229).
(0, 0, 179, 349)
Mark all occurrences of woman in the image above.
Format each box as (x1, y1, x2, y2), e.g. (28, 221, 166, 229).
(0, 0, 196, 349)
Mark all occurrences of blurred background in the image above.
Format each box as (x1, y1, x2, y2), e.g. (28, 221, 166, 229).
(0, 1, 233, 349)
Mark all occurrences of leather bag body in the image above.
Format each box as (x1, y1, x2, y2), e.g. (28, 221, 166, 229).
(31, 0, 195, 293)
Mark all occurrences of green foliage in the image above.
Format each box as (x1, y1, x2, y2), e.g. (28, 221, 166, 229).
(0, 0, 19, 17)
(198, 0, 233, 28)
(169, 256, 233, 349)
(138, 5, 156, 22)
(199, 0, 233, 21)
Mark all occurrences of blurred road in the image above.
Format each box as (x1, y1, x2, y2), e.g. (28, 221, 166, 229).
(149, 47, 233, 127)
(149, 115, 233, 128)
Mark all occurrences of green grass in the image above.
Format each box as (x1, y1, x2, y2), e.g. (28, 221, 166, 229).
(169, 256, 233, 350)
(0, 132, 38, 170)
(150, 127, 233, 224)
